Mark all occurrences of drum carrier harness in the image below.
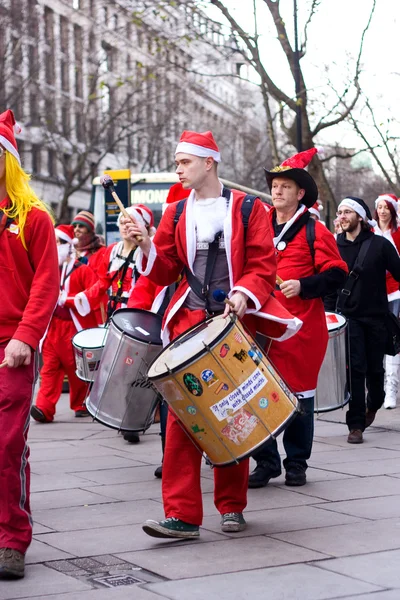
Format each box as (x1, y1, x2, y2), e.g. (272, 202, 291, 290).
(173, 187, 258, 315)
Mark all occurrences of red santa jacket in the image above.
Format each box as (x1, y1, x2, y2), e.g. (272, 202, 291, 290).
(59, 260, 98, 331)
(267, 206, 348, 395)
(374, 227, 400, 300)
(137, 189, 302, 345)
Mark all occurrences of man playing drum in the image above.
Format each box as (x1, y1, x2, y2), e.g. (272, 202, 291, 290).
(249, 149, 348, 488)
(125, 130, 300, 539)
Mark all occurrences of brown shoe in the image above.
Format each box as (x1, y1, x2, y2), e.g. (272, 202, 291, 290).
(347, 429, 363, 444)
(365, 410, 377, 428)
(0, 548, 25, 579)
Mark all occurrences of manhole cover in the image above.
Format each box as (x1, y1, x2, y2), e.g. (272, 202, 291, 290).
(92, 574, 143, 588)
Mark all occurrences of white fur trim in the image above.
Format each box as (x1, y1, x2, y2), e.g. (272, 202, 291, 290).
(161, 287, 191, 346)
(117, 206, 147, 226)
(388, 290, 400, 302)
(273, 204, 307, 247)
(56, 230, 73, 244)
(224, 189, 234, 289)
(150, 287, 168, 314)
(230, 286, 261, 313)
(70, 310, 83, 332)
(194, 196, 227, 242)
(0, 135, 20, 164)
(308, 207, 320, 219)
(256, 312, 303, 342)
(74, 292, 91, 316)
(185, 189, 197, 273)
(175, 142, 221, 162)
(136, 241, 157, 276)
(375, 195, 398, 211)
(338, 198, 377, 227)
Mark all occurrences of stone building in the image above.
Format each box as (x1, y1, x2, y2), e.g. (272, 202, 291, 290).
(0, 0, 267, 219)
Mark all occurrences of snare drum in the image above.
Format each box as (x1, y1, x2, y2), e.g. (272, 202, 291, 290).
(315, 312, 350, 413)
(86, 309, 162, 432)
(72, 327, 108, 382)
(147, 314, 298, 466)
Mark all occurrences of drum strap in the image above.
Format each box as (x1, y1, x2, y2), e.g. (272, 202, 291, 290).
(184, 233, 222, 315)
(336, 237, 373, 313)
(107, 248, 135, 319)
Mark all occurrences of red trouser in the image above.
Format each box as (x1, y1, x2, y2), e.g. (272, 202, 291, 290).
(162, 309, 249, 526)
(35, 317, 88, 420)
(0, 344, 37, 554)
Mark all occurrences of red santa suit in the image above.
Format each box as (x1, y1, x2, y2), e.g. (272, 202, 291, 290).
(267, 204, 348, 396)
(34, 226, 98, 421)
(137, 185, 301, 526)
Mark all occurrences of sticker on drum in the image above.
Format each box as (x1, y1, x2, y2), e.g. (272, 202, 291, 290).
(325, 311, 347, 332)
(210, 368, 268, 421)
(183, 373, 203, 396)
(221, 409, 259, 445)
(219, 343, 230, 358)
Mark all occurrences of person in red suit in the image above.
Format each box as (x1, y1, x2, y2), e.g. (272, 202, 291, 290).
(125, 130, 301, 540)
(0, 109, 59, 579)
(31, 224, 98, 423)
(374, 194, 400, 408)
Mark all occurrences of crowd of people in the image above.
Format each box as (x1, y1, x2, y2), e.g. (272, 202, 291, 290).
(1, 106, 400, 578)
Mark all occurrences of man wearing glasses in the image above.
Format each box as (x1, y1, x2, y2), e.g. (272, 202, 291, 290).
(328, 196, 400, 443)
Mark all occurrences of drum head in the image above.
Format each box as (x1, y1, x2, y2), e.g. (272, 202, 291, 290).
(148, 314, 233, 378)
(111, 308, 162, 345)
(72, 327, 108, 349)
(325, 312, 347, 332)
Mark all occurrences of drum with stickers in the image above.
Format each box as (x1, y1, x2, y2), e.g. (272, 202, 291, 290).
(315, 311, 350, 413)
(147, 314, 298, 466)
(72, 327, 108, 383)
(86, 309, 162, 432)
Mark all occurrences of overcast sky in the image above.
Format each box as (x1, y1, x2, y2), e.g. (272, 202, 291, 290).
(205, 0, 399, 158)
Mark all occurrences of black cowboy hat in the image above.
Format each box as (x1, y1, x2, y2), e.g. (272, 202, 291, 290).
(264, 148, 319, 208)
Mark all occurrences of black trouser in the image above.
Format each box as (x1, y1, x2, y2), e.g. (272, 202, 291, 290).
(252, 397, 314, 473)
(346, 316, 387, 431)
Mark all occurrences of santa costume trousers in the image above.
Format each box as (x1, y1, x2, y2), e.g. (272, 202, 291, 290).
(0, 344, 37, 554)
(162, 308, 249, 526)
(35, 317, 89, 420)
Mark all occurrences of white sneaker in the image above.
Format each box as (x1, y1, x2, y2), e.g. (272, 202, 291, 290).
(384, 395, 397, 409)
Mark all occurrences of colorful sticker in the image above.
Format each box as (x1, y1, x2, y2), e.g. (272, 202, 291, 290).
(187, 405, 197, 415)
(221, 409, 259, 445)
(191, 424, 205, 434)
(234, 332, 243, 344)
(183, 373, 203, 396)
(211, 368, 268, 421)
(271, 391, 280, 403)
(214, 382, 229, 395)
(125, 357, 133, 365)
(201, 369, 219, 387)
(259, 397, 269, 409)
(219, 343, 230, 358)
(233, 349, 248, 363)
(248, 345, 263, 366)
(86, 351, 94, 359)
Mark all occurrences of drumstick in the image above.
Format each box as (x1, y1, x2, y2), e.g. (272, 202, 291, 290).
(276, 275, 284, 286)
(100, 302, 106, 324)
(100, 174, 143, 242)
(0, 359, 8, 369)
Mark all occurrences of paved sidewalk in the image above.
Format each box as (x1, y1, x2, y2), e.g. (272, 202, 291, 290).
(4, 396, 400, 600)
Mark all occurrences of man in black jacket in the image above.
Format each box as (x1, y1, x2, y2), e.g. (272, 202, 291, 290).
(328, 196, 400, 443)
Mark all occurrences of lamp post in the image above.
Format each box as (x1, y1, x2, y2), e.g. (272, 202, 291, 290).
(293, 0, 302, 151)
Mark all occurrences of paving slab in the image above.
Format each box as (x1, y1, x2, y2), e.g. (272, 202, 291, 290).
(317, 457, 400, 477)
(271, 517, 400, 557)
(25, 540, 74, 564)
(20, 590, 166, 600)
(72, 465, 158, 486)
(30, 473, 96, 493)
(33, 499, 163, 531)
(338, 592, 400, 600)
(287, 474, 400, 502)
(319, 494, 400, 520)
(31, 488, 119, 511)
(31, 454, 143, 475)
(0, 565, 91, 600)
(144, 563, 381, 598)
(312, 548, 400, 589)
(119, 537, 327, 579)
(309, 447, 400, 464)
(34, 523, 226, 557)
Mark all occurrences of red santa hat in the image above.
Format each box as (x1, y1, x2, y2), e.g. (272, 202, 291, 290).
(309, 201, 323, 219)
(118, 204, 154, 228)
(375, 194, 398, 212)
(166, 182, 189, 204)
(0, 109, 21, 165)
(175, 130, 221, 162)
(55, 224, 76, 244)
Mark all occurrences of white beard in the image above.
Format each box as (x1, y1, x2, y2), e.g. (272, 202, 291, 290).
(194, 197, 227, 242)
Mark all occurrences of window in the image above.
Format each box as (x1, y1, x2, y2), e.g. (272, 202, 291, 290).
(31, 145, 41, 174)
(61, 104, 70, 137)
(47, 149, 56, 177)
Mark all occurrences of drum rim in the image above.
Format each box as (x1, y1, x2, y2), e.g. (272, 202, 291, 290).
(72, 327, 108, 350)
(147, 315, 235, 380)
(325, 310, 347, 333)
(110, 307, 163, 344)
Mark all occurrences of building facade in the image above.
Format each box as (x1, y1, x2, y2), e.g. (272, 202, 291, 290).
(1, 0, 267, 219)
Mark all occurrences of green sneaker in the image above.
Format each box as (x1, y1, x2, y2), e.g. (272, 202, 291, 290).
(142, 517, 200, 539)
(220, 512, 246, 533)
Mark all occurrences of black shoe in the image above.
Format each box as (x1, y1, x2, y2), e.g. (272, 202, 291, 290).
(30, 406, 51, 423)
(0, 548, 25, 579)
(154, 464, 163, 479)
(123, 432, 140, 444)
(285, 467, 307, 487)
(248, 462, 281, 488)
(75, 408, 90, 418)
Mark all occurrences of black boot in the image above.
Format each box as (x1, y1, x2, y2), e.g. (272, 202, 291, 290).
(123, 432, 140, 444)
(154, 435, 165, 478)
(248, 461, 281, 488)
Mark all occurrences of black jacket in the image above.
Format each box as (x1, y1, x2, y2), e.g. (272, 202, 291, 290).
(325, 229, 400, 318)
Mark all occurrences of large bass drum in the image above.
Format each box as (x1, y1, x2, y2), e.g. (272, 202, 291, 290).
(147, 314, 298, 467)
(315, 311, 350, 413)
(86, 309, 162, 432)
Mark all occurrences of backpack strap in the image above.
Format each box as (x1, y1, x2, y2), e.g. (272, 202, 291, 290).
(305, 217, 316, 262)
(241, 194, 257, 235)
(173, 199, 187, 226)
